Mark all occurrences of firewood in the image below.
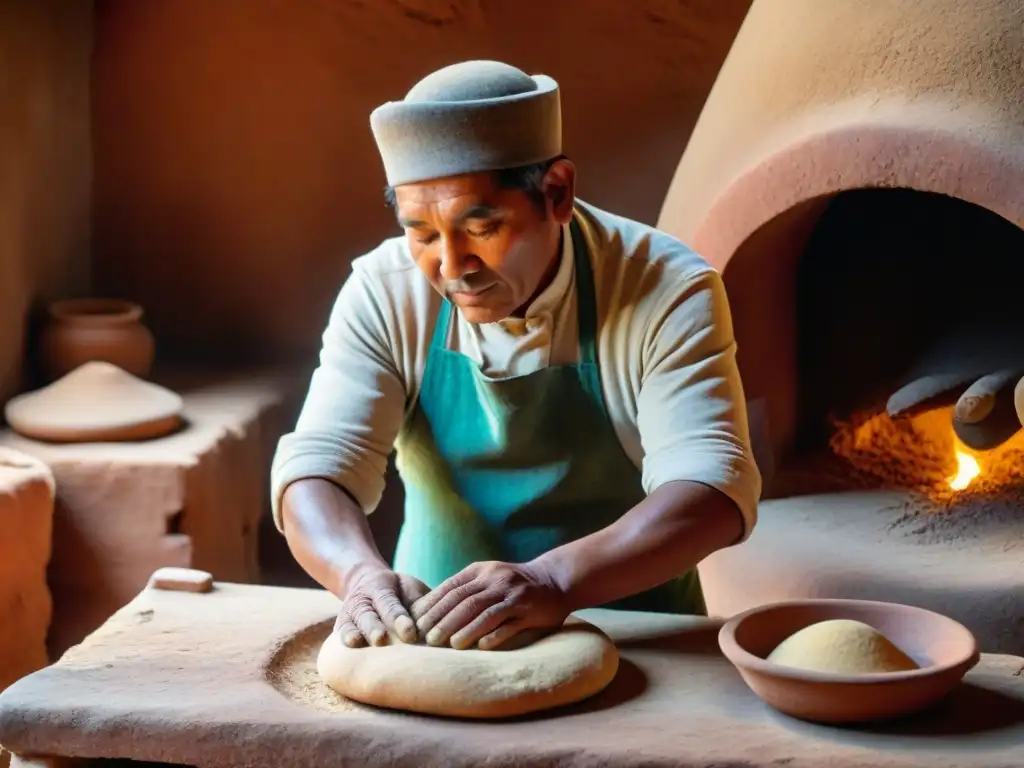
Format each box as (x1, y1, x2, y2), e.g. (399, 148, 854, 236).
(953, 368, 1023, 424)
(1015, 375, 1024, 428)
(887, 320, 1024, 419)
(952, 385, 1022, 450)
(886, 372, 975, 418)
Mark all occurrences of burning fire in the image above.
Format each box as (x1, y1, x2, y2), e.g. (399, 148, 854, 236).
(948, 447, 981, 491)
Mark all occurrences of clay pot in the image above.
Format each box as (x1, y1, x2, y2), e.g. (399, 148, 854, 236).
(37, 298, 156, 382)
(718, 598, 980, 724)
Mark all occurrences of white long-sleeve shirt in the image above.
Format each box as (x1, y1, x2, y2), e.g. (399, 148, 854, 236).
(271, 200, 762, 538)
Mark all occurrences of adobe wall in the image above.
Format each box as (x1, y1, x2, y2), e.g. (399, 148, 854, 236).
(0, 1, 92, 405)
(90, 0, 751, 362)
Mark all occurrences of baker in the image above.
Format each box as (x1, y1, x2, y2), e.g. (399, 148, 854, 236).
(271, 60, 762, 653)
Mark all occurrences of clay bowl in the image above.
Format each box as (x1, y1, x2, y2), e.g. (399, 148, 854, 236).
(719, 598, 980, 724)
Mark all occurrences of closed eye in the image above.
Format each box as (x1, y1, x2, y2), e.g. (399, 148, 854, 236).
(468, 221, 502, 238)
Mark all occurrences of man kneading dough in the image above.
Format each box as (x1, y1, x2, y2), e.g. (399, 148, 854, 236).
(270, 59, 762, 652)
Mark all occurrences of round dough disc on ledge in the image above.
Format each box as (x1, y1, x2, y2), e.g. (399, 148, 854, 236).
(317, 617, 620, 719)
(4, 361, 184, 443)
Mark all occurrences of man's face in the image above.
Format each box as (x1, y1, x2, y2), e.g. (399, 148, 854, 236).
(394, 164, 574, 323)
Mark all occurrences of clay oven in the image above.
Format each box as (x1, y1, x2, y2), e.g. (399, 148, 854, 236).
(658, 0, 1024, 652)
(661, 0, 1024, 484)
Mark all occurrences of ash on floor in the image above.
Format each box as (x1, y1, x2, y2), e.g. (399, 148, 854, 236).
(771, 407, 1024, 547)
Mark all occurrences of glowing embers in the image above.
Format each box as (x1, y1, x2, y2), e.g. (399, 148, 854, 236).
(826, 405, 1024, 501)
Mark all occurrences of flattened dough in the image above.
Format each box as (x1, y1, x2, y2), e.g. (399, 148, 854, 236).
(4, 361, 183, 442)
(317, 617, 619, 718)
(768, 619, 920, 675)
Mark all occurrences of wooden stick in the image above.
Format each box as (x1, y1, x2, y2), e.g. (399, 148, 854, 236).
(886, 372, 975, 418)
(953, 385, 1022, 451)
(1015, 374, 1024, 428)
(954, 368, 1023, 424)
(886, 319, 1024, 419)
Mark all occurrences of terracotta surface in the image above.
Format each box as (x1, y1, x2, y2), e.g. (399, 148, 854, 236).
(36, 299, 155, 382)
(0, 368, 302, 658)
(657, 0, 1024, 458)
(7, 759, 168, 768)
(719, 599, 980, 724)
(4, 362, 183, 443)
(1, 581, 1022, 768)
(698, 491, 1024, 655)
(90, 0, 751, 364)
(0, 449, 53, 694)
(0, 0, 92, 404)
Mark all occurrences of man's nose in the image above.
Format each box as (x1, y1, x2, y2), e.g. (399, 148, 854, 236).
(438, 236, 477, 281)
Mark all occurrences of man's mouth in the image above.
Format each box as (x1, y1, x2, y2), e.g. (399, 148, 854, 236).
(450, 284, 497, 304)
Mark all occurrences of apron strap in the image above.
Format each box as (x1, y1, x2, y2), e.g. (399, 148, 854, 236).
(427, 212, 598, 365)
(429, 296, 454, 352)
(568, 216, 598, 367)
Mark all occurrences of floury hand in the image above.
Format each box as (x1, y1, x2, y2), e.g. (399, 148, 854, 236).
(334, 566, 431, 648)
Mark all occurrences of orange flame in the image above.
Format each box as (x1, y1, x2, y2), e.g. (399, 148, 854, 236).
(948, 449, 980, 491)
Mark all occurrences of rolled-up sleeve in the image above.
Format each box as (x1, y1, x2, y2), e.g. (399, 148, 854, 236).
(636, 267, 762, 540)
(270, 268, 407, 530)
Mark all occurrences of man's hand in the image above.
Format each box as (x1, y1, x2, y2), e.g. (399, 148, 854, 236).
(336, 566, 430, 648)
(409, 561, 570, 651)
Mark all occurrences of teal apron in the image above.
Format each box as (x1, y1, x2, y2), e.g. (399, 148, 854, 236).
(393, 215, 704, 614)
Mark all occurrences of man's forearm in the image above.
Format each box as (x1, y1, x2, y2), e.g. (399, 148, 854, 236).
(281, 478, 389, 598)
(531, 480, 745, 612)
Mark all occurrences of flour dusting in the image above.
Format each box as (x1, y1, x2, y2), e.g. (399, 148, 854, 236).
(266, 621, 366, 714)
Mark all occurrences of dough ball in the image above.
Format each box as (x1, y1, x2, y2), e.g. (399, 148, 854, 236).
(767, 619, 919, 675)
(317, 617, 619, 719)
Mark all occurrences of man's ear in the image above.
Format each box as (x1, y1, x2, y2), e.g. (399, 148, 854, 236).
(543, 158, 576, 224)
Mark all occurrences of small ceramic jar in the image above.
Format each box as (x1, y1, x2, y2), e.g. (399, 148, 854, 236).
(37, 298, 156, 382)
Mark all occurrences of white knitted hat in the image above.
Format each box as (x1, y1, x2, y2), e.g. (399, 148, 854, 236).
(370, 60, 562, 187)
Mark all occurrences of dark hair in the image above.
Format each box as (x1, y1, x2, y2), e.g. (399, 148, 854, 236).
(383, 155, 566, 211)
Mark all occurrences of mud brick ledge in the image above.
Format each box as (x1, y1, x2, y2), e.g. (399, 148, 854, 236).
(0, 450, 54, 699)
(0, 366, 307, 659)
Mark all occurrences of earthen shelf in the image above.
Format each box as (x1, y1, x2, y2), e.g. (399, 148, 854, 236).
(0, 450, 54, 698)
(0, 582, 1022, 768)
(0, 365, 306, 658)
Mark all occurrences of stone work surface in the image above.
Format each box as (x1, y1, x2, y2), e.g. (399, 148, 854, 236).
(699, 490, 1024, 656)
(0, 367, 302, 658)
(0, 450, 54, 694)
(9, 757, 180, 766)
(0, 582, 1022, 768)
